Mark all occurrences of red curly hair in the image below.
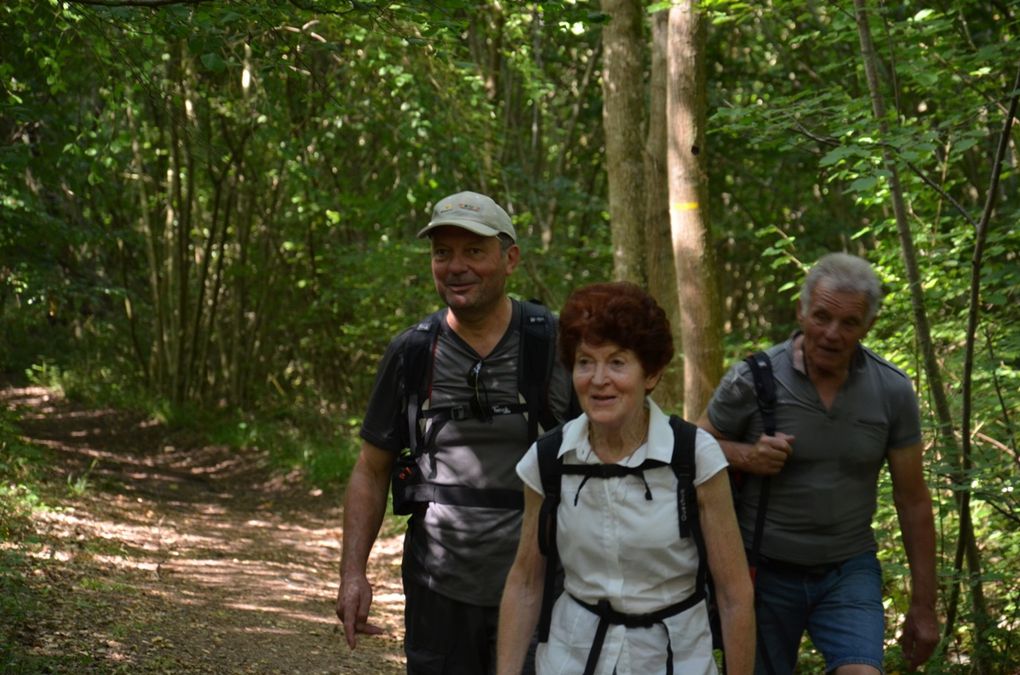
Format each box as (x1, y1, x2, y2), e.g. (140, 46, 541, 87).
(558, 281, 674, 376)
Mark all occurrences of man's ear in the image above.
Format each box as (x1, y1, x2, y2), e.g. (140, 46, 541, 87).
(504, 243, 521, 273)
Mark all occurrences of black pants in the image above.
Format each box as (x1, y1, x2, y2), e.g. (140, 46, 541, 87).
(404, 571, 523, 675)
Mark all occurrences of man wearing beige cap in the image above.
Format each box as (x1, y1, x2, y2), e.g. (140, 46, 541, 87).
(337, 191, 574, 673)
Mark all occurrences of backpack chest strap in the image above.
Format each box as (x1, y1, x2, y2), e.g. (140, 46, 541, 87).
(560, 459, 671, 505)
(421, 401, 528, 422)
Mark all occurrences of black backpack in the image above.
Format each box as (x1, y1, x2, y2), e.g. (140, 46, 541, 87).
(391, 299, 572, 515)
(533, 415, 720, 648)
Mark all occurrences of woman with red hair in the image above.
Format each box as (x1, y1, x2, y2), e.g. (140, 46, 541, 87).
(497, 282, 753, 675)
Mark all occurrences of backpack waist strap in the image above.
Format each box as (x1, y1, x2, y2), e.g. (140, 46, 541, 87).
(571, 590, 705, 675)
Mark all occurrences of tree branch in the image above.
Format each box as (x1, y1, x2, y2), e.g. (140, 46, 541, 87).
(788, 120, 979, 230)
(285, 0, 368, 17)
(64, 0, 213, 7)
(64, 0, 369, 10)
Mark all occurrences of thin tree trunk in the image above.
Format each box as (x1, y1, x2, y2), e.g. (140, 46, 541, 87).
(166, 115, 182, 401)
(229, 171, 256, 406)
(165, 44, 192, 406)
(601, 0, 647, 283)
(644, 8, 683, 411)
(186, 174, 221, 401)
(853, 2, 991, 668)
(952, 61, 1020, 659)
(541, 40, 602, 252)
(127, 104, 167, 391)
(667, 1, 722, 419)
(176, 49, 198, 405)
(197, 179, 233, 401)
(114, 227, 149, 385)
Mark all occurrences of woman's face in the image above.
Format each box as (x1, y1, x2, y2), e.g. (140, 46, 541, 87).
(572, 340, 660, 433)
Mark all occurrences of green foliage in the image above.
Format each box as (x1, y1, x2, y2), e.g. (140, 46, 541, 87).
(0, 408, 47, 543)
(0, 549, 42, 673)
(0, 410, 67, 672)
(66, 459, 99, 498)
(1, 0, 1017, 667)
(704, 1, 1019, 669)
(155, 402, 359, 487)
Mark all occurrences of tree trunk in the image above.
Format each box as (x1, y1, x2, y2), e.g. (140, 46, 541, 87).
(601, 0, 647, 283)
(853, 2, 991, 669)
(644, 8, 684, 411)
(127, 104, 168, 392)
(666, 1, 723, 419)
(950, 62, 1019, 661)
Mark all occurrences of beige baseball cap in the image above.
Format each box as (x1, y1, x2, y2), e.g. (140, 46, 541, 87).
(417, 191, 517, 242)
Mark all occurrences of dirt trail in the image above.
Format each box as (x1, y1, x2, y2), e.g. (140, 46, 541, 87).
(2, 386, 406, 674)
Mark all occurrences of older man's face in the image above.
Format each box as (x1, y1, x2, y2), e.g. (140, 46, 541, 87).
(797, 281, 874, 378)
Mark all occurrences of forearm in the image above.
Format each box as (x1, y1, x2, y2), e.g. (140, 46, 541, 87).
(718, 583, 755, 675)
(715, 438, 755, 473)
(898, 493, 937, 611)
(340, 456, 391, 579)
(497, 487, 546, 675)
(699, 471, 755, 674)
(496, 565, 544, 675)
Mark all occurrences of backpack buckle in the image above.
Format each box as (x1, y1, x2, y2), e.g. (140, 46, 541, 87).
(449, 405, 471, 421)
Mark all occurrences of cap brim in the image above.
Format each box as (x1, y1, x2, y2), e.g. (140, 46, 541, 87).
(417, 218, 503, 239)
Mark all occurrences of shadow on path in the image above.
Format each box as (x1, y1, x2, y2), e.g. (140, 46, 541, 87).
(1, 386, 406, 674)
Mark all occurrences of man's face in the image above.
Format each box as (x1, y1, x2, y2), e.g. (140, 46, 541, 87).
(429, 226, 519, 317)
(797, 281, 874, 377)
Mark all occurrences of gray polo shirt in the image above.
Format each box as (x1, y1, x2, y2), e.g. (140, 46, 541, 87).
(705, 334, 921, 565)
(361, 300, 573, 606)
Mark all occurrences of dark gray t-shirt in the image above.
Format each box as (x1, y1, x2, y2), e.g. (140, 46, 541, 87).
(706, 335, 921, 565)
(360, 300, 573, 606)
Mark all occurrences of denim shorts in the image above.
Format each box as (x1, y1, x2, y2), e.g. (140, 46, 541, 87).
(753, 549, 885, 674)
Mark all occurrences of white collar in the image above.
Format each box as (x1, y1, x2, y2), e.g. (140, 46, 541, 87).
(557, 398, 675, 465)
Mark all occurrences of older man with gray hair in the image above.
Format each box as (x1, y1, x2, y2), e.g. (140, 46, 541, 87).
(699, 252, 938, 674)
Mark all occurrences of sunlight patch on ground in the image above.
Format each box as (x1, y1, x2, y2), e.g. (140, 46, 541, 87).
(23, 547, 74, 562)
(29, 437, 166, 469)
(34, 507, 228, 552)
(3, 384, 409, 673)
(221, 602, 339, 626)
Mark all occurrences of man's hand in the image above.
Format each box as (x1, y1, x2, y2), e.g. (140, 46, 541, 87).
(336, 574, 385, 649)
(739, 432, 794, 475)
(899, 603, 939, 671)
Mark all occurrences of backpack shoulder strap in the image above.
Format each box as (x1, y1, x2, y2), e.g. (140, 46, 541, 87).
(519, 299, 559, 442)
(668, 415, 710, 601)
(667, 416, 700, 540)
(403, 309, 444, 456)
(742, 350, 776, 574)
(535, 423, 565, 643)
(743, 351, 777, 436)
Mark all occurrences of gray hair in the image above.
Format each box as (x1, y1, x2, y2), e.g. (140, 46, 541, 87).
(801, 253, 882, 322)
(497, 233, 515, 254)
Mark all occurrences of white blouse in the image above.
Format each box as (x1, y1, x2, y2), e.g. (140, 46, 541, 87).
(517, 399, 728, 675)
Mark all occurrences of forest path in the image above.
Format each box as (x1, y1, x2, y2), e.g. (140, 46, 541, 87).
(2, 385, 406, 674)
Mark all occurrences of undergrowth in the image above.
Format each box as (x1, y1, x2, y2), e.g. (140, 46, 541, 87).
(24, 362, 363, 488)
(0, 406, 53, 672)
